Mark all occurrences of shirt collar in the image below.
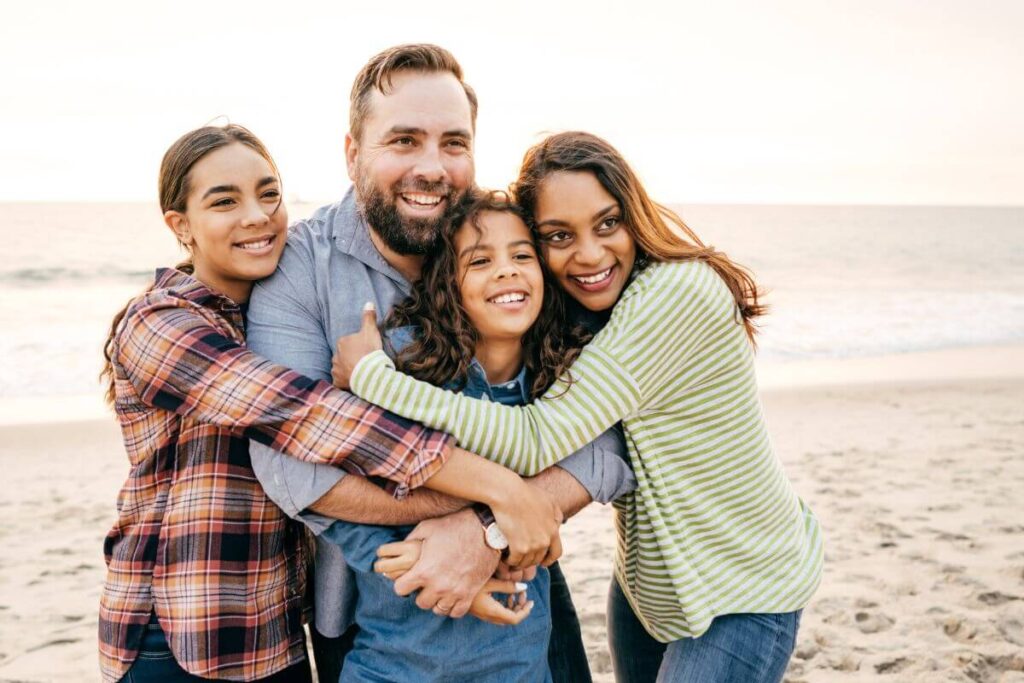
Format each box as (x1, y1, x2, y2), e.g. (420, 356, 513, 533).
(153, 266, 243, 327)
(467, 358, 531, 403)
(328, 187, 410, 288)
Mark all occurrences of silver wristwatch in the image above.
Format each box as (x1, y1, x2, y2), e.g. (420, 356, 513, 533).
(483, 522, 509, 551)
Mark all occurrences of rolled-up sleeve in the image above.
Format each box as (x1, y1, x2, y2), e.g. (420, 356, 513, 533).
(555, 424, 637, 504)
(250, 441, 342, 533)
(116, 285, 451, 499)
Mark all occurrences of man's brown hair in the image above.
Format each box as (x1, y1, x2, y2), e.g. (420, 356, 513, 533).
(349, 43, 478, 142)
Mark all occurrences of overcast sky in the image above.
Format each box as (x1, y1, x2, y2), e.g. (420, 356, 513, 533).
(1, 0, 1021, 205)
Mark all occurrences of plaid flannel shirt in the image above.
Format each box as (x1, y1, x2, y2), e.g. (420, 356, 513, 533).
(99, 268, 452, 682)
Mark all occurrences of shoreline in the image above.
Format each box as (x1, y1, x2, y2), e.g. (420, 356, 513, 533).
(2, 342, 1021, 428)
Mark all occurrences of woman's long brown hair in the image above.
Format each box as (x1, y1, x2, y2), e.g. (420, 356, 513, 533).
(100, 124, 279, 405)
(385, 190, 591, 399)
(512, 131, 766, 343)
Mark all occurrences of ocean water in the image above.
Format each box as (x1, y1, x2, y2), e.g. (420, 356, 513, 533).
(2, 202, 1022, 399)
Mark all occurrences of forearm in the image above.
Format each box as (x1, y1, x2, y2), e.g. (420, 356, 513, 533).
(529, 467, 592, 520)
(351, 349, 639, 476)
(309, 474, 469, 525)
(422, 447, 524, 509)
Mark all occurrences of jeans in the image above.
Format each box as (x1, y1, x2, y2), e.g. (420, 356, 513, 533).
(310, 624, 357, 683)
(607, 578, 801, 683)
(313, 563, 584, 683)
(547, 562, 592, 683)
(120, 617, 312, 683)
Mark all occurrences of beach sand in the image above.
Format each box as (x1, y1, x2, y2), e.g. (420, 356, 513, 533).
(1, 351, 1023, 682)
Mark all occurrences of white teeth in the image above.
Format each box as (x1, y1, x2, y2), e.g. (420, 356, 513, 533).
(574, 268, 612, 284)
(238, 238, 271, 250)
(403, 193, 442, 206)
(489, 292, 526, 305)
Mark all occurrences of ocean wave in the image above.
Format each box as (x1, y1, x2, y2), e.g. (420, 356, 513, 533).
(0, 266, 153, 285)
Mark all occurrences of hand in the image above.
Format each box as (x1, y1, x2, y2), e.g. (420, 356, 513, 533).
(391, 509, 500, 618)
(494, 562, 538, 583)
(374, 540, 422, 581)
(332, 302, 383, 389)
(469, 579, 534, 626)
(491, 481, 563, 569)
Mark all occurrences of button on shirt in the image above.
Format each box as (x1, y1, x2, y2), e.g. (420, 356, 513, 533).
(247, 188, 636, 638)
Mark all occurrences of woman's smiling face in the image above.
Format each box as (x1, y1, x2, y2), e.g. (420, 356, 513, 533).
(455, 210, 544, 343)
(533, 171, 636, 312)
(166, 142, 287, 302)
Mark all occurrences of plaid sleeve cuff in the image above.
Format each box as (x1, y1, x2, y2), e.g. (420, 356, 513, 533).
(380, 428, 454, 499)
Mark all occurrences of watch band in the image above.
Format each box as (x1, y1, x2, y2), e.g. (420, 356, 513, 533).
(471, 502, 496, 528)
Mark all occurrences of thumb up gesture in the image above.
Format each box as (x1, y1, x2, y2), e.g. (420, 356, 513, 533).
(332, 302, 384, 390)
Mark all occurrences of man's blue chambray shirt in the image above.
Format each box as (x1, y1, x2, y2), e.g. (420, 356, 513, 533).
(247, 188, 636, 638)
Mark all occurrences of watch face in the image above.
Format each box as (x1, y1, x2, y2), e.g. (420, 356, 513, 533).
(485, 523, 509, 550)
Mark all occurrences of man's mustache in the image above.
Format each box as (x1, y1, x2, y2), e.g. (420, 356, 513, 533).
(393, 181, 452, 196)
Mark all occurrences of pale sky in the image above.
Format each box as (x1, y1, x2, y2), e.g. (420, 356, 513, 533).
(2, 0, 1021, 205)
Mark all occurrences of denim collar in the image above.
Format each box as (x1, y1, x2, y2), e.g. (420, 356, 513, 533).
(465, 358, 531, 404)
(387, 325, 530, 403)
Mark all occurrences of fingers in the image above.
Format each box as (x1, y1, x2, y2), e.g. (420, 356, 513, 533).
(505, 548, 524, 569)
(432, 601, 455, 618)
(376, 540, 421, 564)
(415, 585, 441, 611)
(373, 556, 415, 578)
(362, 301, 376, 330)
(512, 546, 544, 571)
(376, 540, 419, 558)
(541, 532, 563, 567)
(481, 578, 523, 594)
(393, 570, 424, 597)
(448, 596, 473, 619)
(471, 591, 534, 626)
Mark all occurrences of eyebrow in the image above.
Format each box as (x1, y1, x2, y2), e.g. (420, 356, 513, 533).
(459, 242, 492, 259)
(201, 176, 278, 200)
(458, 239, 535, 259)
(385, 126, 472, 139)
(535, 203, 618, 229)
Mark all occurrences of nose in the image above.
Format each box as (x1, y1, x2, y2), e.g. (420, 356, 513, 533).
(573, 235, 604, 266)
(242, 198, 271, 228)
(412, 143, 447, 183)
(494, 260, 519, 280)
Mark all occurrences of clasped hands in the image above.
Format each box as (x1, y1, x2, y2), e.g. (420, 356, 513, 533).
(372, 508, 553, 626)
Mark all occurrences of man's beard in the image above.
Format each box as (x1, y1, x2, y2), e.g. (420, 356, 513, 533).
(356, 174, 458, 256)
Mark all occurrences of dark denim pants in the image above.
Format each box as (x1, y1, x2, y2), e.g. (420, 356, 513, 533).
(547, 561, 593, 683)
(120, 617, 312, 683)
(310, 623, 358, 683)
(310, 561, 589, 683)
(607, 578, 801, 683)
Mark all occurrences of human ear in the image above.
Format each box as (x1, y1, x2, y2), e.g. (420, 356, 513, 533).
(344, 133, 358, 181)
(164, 210, 193, 246)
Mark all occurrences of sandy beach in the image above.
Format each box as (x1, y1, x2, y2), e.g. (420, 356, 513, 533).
(1, 348, 1023, 682)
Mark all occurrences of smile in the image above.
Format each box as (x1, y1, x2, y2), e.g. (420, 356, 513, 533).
(401, 193, 444, 207)
(487, 291, 528, 306)
(234, 235, 276, 253)
(570, 267, 613, 286)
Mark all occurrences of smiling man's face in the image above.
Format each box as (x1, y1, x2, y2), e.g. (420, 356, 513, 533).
(346, 69, 475, 255)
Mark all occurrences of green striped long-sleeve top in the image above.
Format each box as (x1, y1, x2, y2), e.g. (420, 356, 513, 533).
(350, 260, 824, 641)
